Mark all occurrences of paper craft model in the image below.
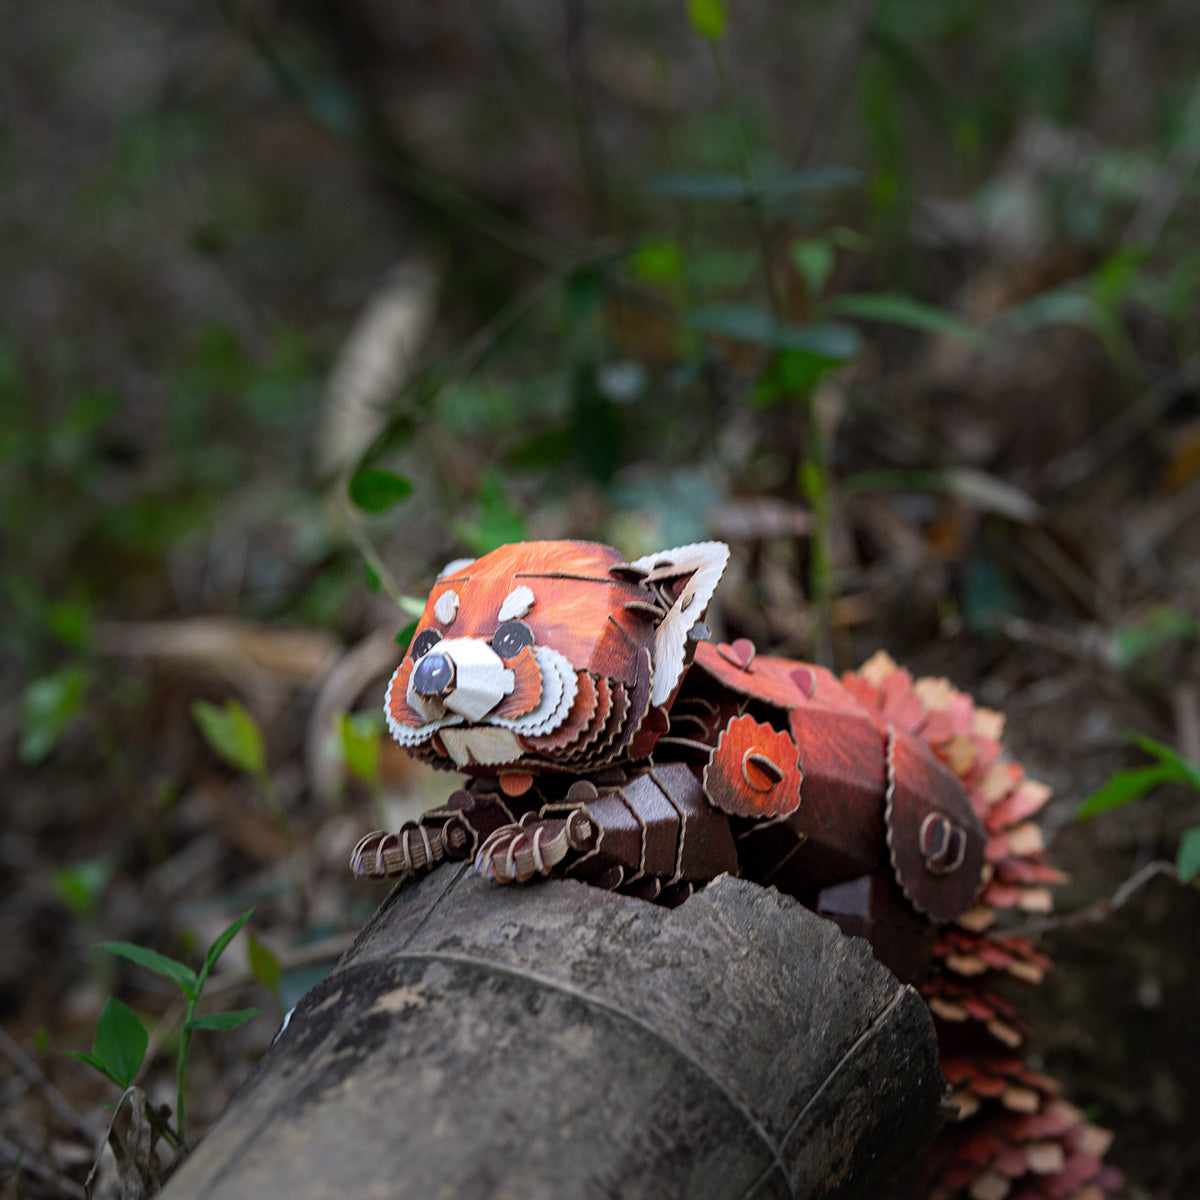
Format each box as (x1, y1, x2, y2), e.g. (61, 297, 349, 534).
(353, 540, 1119, 1200)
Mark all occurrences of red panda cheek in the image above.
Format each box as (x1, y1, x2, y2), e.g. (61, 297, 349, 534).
(386, 660, 427, 728)
(492, 646, 543, 719)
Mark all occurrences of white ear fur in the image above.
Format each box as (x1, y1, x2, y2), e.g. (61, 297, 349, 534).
(438, 557, 476, 580)
(628, 541, 730, 706)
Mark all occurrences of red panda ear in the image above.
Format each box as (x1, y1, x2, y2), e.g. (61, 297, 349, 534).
(437, 556, 476, 579)
(626, 542, 729, 706)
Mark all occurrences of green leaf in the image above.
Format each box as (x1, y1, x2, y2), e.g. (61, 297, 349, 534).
(643, 168, 860, 202)
(1076, 764, 1177, 819)
(97, 941, 199, 999)
(687, 0, 726, 40)
(247, 934, 281, 992)
(827, 293, 990, 348)
(395, 619, 418, 649)
(398, 595, 427, 617)
(19, 666, 89, 765)
(753, 347, 841, 402)
(454, 472, 527, 555)
(998, 284, 1095, 336)
(1177, 826, 1200, 884)
(798, 460, 822, 504)
(185, 1007, 260, 1033)
(199, 909, 255, 991)
(685, 247, 758, 295)
(1125, 731, 1200, 791)
(339, 712, 381, 787)
(89, 997, 148, 1088)
(52, 858, 115, 921)
(630, 236, 685, 290)
(1113, 607, 1198, 668)
(47, 601, 92, 650)
(686, 305, 860, 360)
(192, 699, 265, 776)
(791, 239, 836, 297)
(66, 1050, 111, 1077)
(348, 468, 413, 514)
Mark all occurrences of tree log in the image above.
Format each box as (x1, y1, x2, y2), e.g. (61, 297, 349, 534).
(162, 866, 943, 1200)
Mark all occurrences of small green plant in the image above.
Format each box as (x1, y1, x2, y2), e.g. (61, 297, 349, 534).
(191, 698, 294, 850)
(191, 698, 268, 787)
(51, 857, 116, 923)
(70, 997, 149, 1092)
(1077, 732, 1200, 883)
(73, 909, 259, 1145)
(338, 710, 389, 828)
(19, 665, 90, 765)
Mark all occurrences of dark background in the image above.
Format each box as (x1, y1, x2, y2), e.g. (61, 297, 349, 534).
(3, 2, 1199, 1196)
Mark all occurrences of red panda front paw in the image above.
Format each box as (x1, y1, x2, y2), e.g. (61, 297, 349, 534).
(474, 810, 594, 883)
(350, 822, 446, 879)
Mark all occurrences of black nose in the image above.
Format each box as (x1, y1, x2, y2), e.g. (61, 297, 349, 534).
(412, 652, 455, 697)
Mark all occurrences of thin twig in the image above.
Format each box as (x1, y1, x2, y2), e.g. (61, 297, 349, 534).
(1041, 352, 1200, 490)
(709, 42, 786, 320)
(564, 0, 610, 234)
(1172, 683, 1200, 768)
(794, 0, 883, 167)
(0, 1132, 87, 1199)
(1125, 468, 1200, 571)
(0, 1026, 100, 1143)
(217, 0, 563, 267)
(990, 612, 1117, 669)
(1010, 859, 1178, 938)
(1123, 73, 1200, 249)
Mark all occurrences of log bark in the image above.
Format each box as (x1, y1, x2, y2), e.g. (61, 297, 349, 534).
(162, 866, 943, 1200)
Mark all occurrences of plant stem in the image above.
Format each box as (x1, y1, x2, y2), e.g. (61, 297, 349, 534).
(800, 409, 834, 667)
(709, 42, 787, 320)
(143, 1098, 182, 1151)
(176, 994, 197, 1144)
(708, 37, 837, 660)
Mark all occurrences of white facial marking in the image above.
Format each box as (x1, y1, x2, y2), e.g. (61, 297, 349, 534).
(498, 585, 535, 622)
(489, 645, 577, 737)
(439, 726, 524, 767)
(411, 637, 515, 722)
(434, 590, 460, 626)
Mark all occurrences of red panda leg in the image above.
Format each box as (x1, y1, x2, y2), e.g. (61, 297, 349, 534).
(477, 763, 740, 892)
(349, 790, 517, 879)
(475, 808, 598, 883)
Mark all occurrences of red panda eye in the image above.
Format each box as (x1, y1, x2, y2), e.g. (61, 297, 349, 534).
(410, 628, 443, 660)
(491, 620, 534, 659)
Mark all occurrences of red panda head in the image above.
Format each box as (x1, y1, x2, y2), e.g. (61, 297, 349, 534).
(385, 540, 729, 775)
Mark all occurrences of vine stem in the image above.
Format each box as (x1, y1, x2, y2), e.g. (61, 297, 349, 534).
(709, 42, 787, 320)
(708, 38, 835, 664)
(176, 991, 197, 1144)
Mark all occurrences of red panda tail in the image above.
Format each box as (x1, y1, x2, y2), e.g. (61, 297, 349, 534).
(842, 653, 1123, 1200)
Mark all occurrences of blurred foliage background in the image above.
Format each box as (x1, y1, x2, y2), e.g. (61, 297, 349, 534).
(3, 1, 1200, 1196)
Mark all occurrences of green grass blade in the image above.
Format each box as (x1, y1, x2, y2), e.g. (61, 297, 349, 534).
(1076, 764, 1175, 818)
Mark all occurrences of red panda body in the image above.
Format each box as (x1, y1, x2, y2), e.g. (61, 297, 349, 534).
(354, 539, 1119, 1200)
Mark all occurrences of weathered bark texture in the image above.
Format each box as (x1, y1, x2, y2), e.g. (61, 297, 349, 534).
(162, 866, 943, 1200)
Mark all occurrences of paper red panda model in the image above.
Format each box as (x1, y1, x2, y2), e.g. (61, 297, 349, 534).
(352, 539, 1119, 1200)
